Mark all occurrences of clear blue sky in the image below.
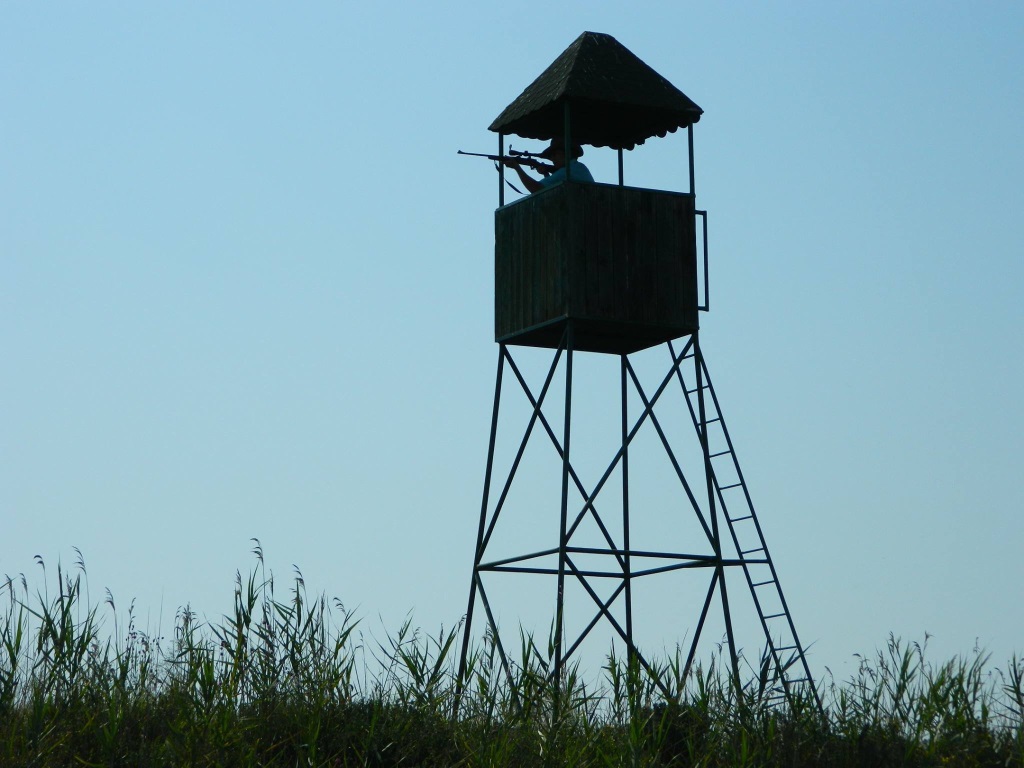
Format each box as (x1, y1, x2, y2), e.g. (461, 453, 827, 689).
(3, 2, 1022, 684)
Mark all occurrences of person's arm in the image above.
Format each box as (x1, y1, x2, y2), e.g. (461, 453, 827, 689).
(501, 157, 551, 194)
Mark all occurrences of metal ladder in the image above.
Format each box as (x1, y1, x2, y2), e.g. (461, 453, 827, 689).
(674, 340, 821, 709)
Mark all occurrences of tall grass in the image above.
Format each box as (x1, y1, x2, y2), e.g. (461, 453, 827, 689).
(1, 544, 1021, 767)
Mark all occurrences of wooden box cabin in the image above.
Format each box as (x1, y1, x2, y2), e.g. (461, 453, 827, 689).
(495, 180, 697, 355)
(489, 32, 705, 355)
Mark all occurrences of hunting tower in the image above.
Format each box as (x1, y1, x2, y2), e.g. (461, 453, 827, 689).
(458, 32, 818, 707)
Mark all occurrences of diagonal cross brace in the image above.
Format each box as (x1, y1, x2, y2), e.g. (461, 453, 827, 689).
(478, 343, 565, 557)
(562, 338, 714, 546)
(501, 348, 627, 570)
(620, 354, 715, 544)
(561, 556, 671, 698)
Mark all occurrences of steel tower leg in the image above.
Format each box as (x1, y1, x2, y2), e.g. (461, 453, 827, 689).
(553, 322, 574, 692)
(456, 345, 505, 701)
(620, 353, 635, 664)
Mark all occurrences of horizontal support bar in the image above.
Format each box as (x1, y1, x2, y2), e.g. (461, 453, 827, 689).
(478, 548, 559, 570)
(566, 546, 719, 562)
(480, 558, 763, 579)
(481, 548, 726, 572)
(632, 558, 756, 578)
(632, 561, 719, 577)
(482, 565, 631, 579)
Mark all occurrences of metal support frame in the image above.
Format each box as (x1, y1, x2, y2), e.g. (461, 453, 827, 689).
(457, 329, 820, 712)
(688, 124, 696, 195)
(498, 132, 505, 207)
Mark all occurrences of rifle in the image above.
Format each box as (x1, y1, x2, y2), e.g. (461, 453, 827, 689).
(457, 147, 554, 176)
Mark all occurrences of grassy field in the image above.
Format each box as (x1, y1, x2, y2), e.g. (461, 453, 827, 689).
(2, 547, 1021, 767)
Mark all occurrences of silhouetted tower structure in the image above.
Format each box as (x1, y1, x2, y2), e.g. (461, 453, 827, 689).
(458, 32, 818, 707)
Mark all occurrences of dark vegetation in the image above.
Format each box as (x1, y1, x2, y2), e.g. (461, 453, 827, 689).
(2, 545, 1021, 767)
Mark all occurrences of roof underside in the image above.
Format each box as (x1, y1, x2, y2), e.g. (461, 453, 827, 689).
(490, 32, 703, 150)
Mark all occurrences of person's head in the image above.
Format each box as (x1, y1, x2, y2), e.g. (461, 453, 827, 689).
(540, 137, 584, 167)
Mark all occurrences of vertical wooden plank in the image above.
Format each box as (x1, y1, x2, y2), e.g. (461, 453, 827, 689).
(609, 187, 624, 324)
(565, 185, 581, 321)
(653, 193, 671, 325)
(623, 187, 637, 324)
(495, 209, 508, 340)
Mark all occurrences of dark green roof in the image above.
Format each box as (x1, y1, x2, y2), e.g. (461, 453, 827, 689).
(490, 32, 703, 150)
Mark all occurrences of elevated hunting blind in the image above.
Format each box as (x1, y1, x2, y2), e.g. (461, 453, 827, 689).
(458, 32, 820, 711)
(490, 31, 705, 354)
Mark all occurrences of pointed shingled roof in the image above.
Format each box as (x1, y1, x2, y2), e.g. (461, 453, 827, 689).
(489, 32, 703, 150)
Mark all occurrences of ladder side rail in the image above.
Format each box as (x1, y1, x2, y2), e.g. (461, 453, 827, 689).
(697, 355, 821, 709)
(712, 469, 796, 699)
(673, 346, 784, 662)
(693, 336, 742, 693)
(708, 454, 795, 695)
(696, 384, 788, 663)
(671, 339, 817, 707)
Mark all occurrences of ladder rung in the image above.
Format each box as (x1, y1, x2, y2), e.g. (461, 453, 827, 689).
(763, 612, 786, 620)
(774, 645, 797, 652)
(740, 547, 764, 555)
(709, 449, 731, 458)
(704, 417, 721, 425)
(686, 384, 709, 394)
(719, 482, 743, 490)
(729, 514, 752, 523)
(752, 579, 775, 587)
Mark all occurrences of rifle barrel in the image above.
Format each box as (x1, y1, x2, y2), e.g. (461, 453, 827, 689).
(457, 150, 500, 160)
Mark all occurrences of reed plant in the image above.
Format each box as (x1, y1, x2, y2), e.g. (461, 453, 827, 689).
(1, 544, 1020, 767)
